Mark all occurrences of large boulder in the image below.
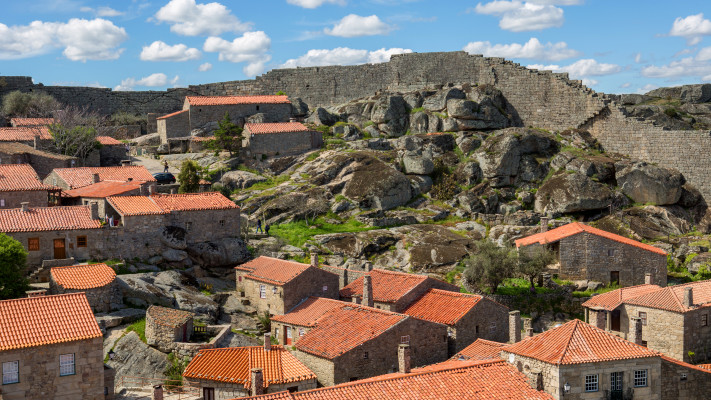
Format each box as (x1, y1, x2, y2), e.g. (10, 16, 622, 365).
(422, 88, 466, 111)
(535, 171, 613, 216)
(187, 237, 251, 267)
(291, 97, 309, 116)
(306, 107, 339, 126)
(409, 112, 429, 134)
(615, 162, 685, 205)
(106, 332, 169, 381)
(257, 188, 330, 224)
(402, 154, 434, 175)
(220, 170, 268, 190)
(371, 95, 409, 137)
(159, 226, 187, 250)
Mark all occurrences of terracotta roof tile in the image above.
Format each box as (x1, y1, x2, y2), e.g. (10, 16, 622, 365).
(0, 142, 74, 160)
(231, 359, 553, 400)
(50, 263, 116, 289)
(147, 305, 193, 327)
(107, 195, 163, 215)
(63, 180, 143, 198)
(581, 284, 662, 311)
(183, 346, 316, 388)
(0, 205, 101, 232)
(96, 136, 122, 145)
(698, 363, 711, 371)
(235, 256, 319, 286)
(10, 117, 55, 127)
(107, 192, 238, 216)
(662, 356, 711, 374)
(0, 164, 52, 191)
(0, 126, 52, 141)
(515, 222, 666, 255)
(190, 136, 215, 142)
(0, 293, 102, 351)
(245, 122, 310, 135)
(157, 110, 188, 120)
(271, 297, 347, 327)
(403, 289, 485, 325)
(295, 305, 407, 359)
(186, 95, 290, 106)
(623, 279, 711, 313)
(453, 339, 506, 361)
(340, 269, 433, 303)
(52, 166, 155, 189)
(502, 319, 658, 365)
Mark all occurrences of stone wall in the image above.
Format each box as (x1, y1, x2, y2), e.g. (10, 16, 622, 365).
(683, 308, 711, 363)
(0, 144, 76, 179)
(187, 103, 292, 130)
(99, 144, 127, 167)
(10, 228, 98, 268)
(660, 357, 711, 400)
(451, 297, 509, 355)
(49, 279, 122, 313)
(620, 305, 685, 361)
(245, 131, 316, 158)
(0, 336, 105, 400)
(158, 111, 190, 143)
(145, 312, 193, 353)
(501, 352, 559, 397)
(0, 190, 48, 208)
(186, 374, 317, 400)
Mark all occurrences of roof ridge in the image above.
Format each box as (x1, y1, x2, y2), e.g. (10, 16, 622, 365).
(0, 291, 86, 304)
(555, 319, 579, 364)
(51, 263, 108, 270)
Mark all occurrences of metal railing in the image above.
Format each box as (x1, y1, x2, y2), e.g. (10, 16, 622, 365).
(117, 375, 200, 399)
(194, 325, 207, 334)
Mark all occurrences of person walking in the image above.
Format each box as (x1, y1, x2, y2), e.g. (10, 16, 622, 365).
(256, 219, 263, 234)
(163, 160, 169, 173)
(265, 223, 270, 236)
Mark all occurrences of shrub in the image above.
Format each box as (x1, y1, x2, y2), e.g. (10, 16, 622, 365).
(164, 352, 190, 385)
(463, 240, 516, 293)
(178, 160, 201, 193)
(0, 233, 29, 299)
(1, 90, 60, 117)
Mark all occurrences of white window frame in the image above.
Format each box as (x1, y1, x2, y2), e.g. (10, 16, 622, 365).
(2, 361, 19, 384)
(0, 199, 5, 207)
(299, 328, 305, 337)
(634, 369, 647, 387)
(610, 371, 623, 391)
(639, 311, 647, 326)
(259, 285, 266, 299)
(59, 353, 75, 376)
(322, 285, 328, 292)
(400, 335, 410, 344)
(585, 374, 598, 392)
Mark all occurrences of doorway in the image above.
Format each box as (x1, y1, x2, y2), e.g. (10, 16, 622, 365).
(286, 326, 292, 345)
(53, 239, 66, 259)
(610, 271, 620, 286)
(611, 310, 621, 332)
(203, 387, 215, 400)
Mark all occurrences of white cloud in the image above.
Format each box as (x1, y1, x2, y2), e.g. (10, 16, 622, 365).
(698, 46, 711, 61)
(203, 31, 271, 76)
(324, 14, 393, 37)
(463, 37, 580, 61)
(115, 73, 179, 91)
(669, 13, 711, 45)
(620, 82, 631, 88)
(198, 62, 212, 71)
(286, 0, 346, 8)
(474, 1, 566, 32)
(527, 58, 621, 85)
(281, 47, 412, 68)
(80, 6, 125, 17)
(635, 84, 659, 95)
(140, 40, 201, 61)
(581, 78, 598, 86)
(154, 0, 251, 36)
(634, 53, 642, 63)
(0, 18, 127, 61)
(641, 47, 711, 80)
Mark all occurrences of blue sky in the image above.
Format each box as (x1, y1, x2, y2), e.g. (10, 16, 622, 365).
(1, 0, 710, 94)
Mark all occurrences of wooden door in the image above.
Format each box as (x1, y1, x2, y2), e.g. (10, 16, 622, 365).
(286, 326, 292, 345)
(611, 310, 621, 332)
(610, 271, 620, 285)
(203, 387, 215, 400)
(53, 239, 66, 259)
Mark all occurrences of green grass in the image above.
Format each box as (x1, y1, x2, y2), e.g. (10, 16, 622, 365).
(445, 262, 466, 284)
(126, 318, 146, 343)
(271, 217, 377, 247)
(495, 278, 554, 295)
(247, 175, 290, 191)
(305, 151, 320, 161)
(409, 107, 425, 114)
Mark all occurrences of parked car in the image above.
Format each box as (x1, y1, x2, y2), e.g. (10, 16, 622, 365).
(153, 172, 176, 184)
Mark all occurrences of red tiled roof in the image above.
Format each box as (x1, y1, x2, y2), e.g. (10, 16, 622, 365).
(245, 122, 310, 135)
(63, 180, 143, 198)
(0, 293, 102, 351)
(340, 269, 429, 303)
(235, 256, 316, 286)
(190, 136, 215, 142)
(0, 205, 101, 232)
(271, 297, 346, 327)
(0, 164, 52, 191)
(107, 192, 238, 216)
(0, 126, 52, 141)
(52, 166, 155, 189)
(157, 109, 188, 120)
(698, 363, 711, 371)
(107, 195, 163, 215)
(96, 136, 122, 145)
(454, 339, 506, 361)
(50, 263, 116, 289)
(661, 356, 711, 374)
(623, 280, 711, 313)
(502, 319, 658, 365)
(10, 117, 55, 127)
(515, 222, 666, 255)
(295, 305, 407, 359)
(183, 346, 316, 388)
(147, 305, 193, 327)
(231, 359, 553, 400)
(186, 95, 290, 106)
(581, 284, 663, 311)
(403, 289, 485, 325)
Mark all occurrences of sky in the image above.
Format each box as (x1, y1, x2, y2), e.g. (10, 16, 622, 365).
(1, 0, 710, 95)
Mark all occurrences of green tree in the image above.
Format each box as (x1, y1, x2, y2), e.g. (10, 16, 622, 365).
(0, 233, 29, 299)
(1, 90, 60, 118)
(48, 106, 105, 160)
(207, 112, 243, 157)
(178, 160, 201, 193)
(463, 239, 516, 293)
(517, 245, 556, 289)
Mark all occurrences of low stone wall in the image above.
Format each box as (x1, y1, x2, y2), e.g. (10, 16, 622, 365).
(161, 325, 231, 358)
(50, 279, 122, 313)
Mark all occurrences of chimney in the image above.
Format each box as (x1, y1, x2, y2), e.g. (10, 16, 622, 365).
(26, 289, 47, 298)
(310, 253, 319, 268)
(89, 201, 99, 220)
(509, 311, 521, 343)
(20, 202, 29, 212)
(148, 185, 154, 195)
(170, 188, 177, 194)
(340, 268, 348, 289)
(263, 333, 271, 351)
(398, 344, 411, 374)
(645, 273, 653, 285)
(364, 261, 374, 272)
(289, 117, 296, 123)
(540, 217, 549, 233)
(152, 385, 163, 400)
(250, 368, 264, 396)
(93, 173, 100, 184)
(362, 275, 374, 308)
(33, 134, 40, 150)
(523, 318, 534, 338)
(629, 317, 643, 346)
(684, 287, 694, 308)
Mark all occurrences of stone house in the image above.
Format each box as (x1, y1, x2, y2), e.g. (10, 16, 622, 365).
(234, 255, 340, 316)
(0, 142, 76, 179)
(0, 126, 52, 147)
(243, 122, 321, 158)
(96, 136, 127, 166)
(271, 297, 352, 346)
(452, 338, 506, 361)
(44, 165, 156, 191)
(0, 164, 55, 208)
(145, 305, 194, 353)
(62, 180, 144, 218)
(582, 280, 662, 334)
(157, 109, 190, 143)
(293, 303, 449, 386)
(183, 342, 317, 399)
(49, 263, 122, 313)
(515, 222, 668, 287)
(402, 289, 510, 355)
(339, 269, 460, 312)
(0, 293, 106, 400)
(659, 355, 711, 399)
(183, 95, 293, 130)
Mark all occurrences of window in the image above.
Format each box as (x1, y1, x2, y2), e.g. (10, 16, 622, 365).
(299, 328, 305, 337)
(28, 238, 40, 251)
(400, 335, 410, 344)
(59, 354, 75, 376)
(2, 361, 18, 384)
(52, 178, 57, 186)
(634, 370, 647, 387)
(639, 311, 647, 326)
(585, 374, 599, 392)
(259, 285, 266, 299)
(0, 199, 5, 207)
(475, 326, 479, 334)
(681, 373, 688, 381)
(608, 249, 616, 257)
(76, 236, 87, 248)
(256, 105, 260, 111)
(610, 372, 623, 392)
(642, 341, 648, 347)
(363, 351, 369, 359)
(272, 287, 278, 294)
(185, 222, 192, 231)
(275, 328, 279, 338)
(322, 285, 328, 292)
(490, 322, 497, 332)
(219, 220, 225, 227)
(702, 314, 708, 327)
